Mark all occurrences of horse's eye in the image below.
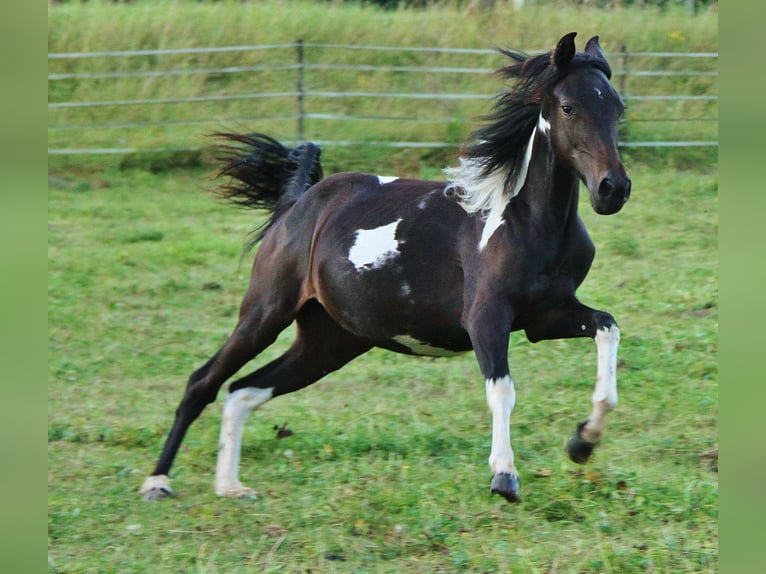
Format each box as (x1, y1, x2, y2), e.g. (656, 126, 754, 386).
(561, 105, 574, 116)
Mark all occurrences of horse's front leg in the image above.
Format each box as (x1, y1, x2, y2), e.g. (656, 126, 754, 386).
(465, 304, 520, 503)
(569, 323, 620, 462)
(524, 301, 619, 464)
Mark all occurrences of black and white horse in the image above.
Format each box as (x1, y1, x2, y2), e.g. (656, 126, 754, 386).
(142, 32, 630, 503)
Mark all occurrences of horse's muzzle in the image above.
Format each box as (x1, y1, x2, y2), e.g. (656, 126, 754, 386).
(593, 175, 631, 214)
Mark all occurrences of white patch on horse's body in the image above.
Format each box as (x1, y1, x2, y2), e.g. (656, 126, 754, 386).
(580, 325, 619, 444)
(594, 87, 603, 99)
(392, 334, 463, 357)
(478, 191, 509, 251)
(485, 375, 517, 475)
(445, 114, 547, 251)
(215, 387, 274, 497)
(377, 175, 399, 185)
(348, 219, 403, 271)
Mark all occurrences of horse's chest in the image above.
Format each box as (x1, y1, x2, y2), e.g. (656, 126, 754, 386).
(490, 237, 588, 304)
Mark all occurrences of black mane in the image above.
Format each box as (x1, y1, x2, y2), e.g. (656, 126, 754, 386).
(463, 46, 612, 184)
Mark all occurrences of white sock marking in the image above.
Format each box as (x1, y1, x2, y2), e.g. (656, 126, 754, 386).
(581, 325, 619, 443)
(215, 387, 273, 495)
(485, 376, 517, 475)
(348, 219, 402, 271)
(140, 474, 171, 495)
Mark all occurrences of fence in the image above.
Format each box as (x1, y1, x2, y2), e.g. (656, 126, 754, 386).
(48, 42, 718, 156)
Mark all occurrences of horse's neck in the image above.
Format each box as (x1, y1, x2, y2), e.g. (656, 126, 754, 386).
(517, 139, 580, 228)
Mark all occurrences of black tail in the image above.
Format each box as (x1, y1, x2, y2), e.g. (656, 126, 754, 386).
(214, 132, 324, 245)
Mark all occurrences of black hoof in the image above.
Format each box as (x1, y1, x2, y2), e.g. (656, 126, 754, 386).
(567, 421, 596, 464)
(490, 472, 521, 503)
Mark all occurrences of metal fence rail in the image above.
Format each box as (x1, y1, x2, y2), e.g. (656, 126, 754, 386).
(48, 42, 718, 156)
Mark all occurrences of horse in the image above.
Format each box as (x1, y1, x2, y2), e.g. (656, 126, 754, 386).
(141, 32, 630, 504)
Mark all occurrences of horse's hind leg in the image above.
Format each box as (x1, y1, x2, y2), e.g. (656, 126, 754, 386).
(215, 300, 372, 498)
(141, 309, 292, 500)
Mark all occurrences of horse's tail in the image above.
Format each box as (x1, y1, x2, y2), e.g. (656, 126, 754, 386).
(213, 132, 324, 245)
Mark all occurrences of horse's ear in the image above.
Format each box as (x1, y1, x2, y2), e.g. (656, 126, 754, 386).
(552, 32, 577, 69)
(584, 36, 607, 63)
(584, 35, 612, 78)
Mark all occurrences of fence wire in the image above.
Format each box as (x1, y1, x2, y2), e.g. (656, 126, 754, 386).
(48, 42, 718, 155)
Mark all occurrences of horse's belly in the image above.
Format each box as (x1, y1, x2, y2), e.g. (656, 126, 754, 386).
(321, 285, 469, 348)
(314, 255, 469, 355)
(382, 333, 472, 357)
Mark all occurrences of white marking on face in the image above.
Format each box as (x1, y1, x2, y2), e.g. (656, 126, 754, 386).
(377, 175, 399, 184)
(348, 219, 403, 271)
(392, 335, 463, 357)
(486, 375, 517, 475)
(215, 387, 273, 496)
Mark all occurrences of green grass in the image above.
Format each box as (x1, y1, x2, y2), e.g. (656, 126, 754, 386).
(48, 157, 717, 572)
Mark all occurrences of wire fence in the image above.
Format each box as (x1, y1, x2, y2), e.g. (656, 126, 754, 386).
(48, 41, 718, 156)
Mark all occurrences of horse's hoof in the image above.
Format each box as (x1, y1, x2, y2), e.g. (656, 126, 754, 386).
(490, 472, 521, 503)
(143, 487, 173, 501)
(215, 483, 257, 499)
(567, 422, 596, 464)
(140, 475, 173, 501)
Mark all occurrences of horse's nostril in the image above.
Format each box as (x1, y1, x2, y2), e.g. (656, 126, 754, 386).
(598, 178, 615, 198)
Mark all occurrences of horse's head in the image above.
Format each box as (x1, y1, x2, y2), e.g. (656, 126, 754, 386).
(543, 33, 631, 215)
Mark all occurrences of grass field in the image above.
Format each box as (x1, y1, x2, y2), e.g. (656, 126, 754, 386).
(48, 1, 717, 572)
(48, 156, 717, 571)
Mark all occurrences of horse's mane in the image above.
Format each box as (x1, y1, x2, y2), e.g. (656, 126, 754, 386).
(446, 45, 611, 215)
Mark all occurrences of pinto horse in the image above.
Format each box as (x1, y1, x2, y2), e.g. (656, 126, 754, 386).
(142, 32, 630, 503)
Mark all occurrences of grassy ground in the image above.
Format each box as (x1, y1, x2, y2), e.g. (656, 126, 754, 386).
(48, 155, 717, 572)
